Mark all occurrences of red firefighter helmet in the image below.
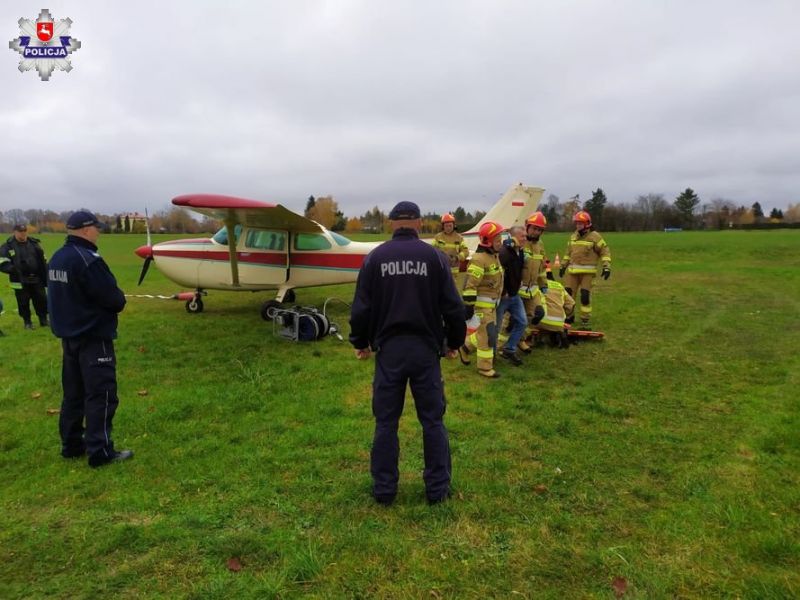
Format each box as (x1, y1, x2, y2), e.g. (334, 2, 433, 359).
(525, 211, 547, 229)
(441, 213, 456, 224)
(477, 221, 506, 247)
(573, 210, 592, 226)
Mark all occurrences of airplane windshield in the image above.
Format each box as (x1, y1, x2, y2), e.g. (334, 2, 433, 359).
(330, 232, 352, 246)
(212, 224, 242, 246)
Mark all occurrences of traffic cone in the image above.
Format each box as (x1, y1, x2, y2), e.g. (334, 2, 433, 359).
(554, 253, 561, 269)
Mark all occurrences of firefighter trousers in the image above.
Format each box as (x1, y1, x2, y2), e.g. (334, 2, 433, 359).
(464, 307, 497, 373)
(564, 273, 594, 323)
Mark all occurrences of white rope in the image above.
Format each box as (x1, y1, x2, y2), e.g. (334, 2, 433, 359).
(124, 294, 182, 300)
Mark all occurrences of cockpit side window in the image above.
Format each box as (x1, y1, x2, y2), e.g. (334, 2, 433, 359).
(294, 233, 332, 251)
(212, 224, 242, 246)
(245, 229, 286, 251)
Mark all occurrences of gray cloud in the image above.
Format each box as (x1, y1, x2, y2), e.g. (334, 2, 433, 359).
(2, 0, 799, 216)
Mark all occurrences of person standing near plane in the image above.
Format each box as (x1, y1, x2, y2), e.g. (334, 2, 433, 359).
(461, 221, 506, 378)
(518, 212, 549, 350)
(0, 223, 49, 330)
(47, 211, 133, 468)
(495, 226, 527, 366)
(559, 211, 611, 330)
(350, 201, 466, 505)
(433, 213, 469, 289)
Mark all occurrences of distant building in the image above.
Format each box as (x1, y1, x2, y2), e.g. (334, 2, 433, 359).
(115, 212, 147, 232)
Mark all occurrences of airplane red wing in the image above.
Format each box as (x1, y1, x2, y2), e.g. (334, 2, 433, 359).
(172, 194, 324, 233)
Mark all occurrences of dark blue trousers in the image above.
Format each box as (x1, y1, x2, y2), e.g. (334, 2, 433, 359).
(371, 336, 451, 501)
(59, 337, 119, 461)
(14, 283, 48, 324)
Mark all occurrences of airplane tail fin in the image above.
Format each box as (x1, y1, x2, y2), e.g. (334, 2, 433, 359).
(461, 184, 545, 252)
(464, 183, 545, 235)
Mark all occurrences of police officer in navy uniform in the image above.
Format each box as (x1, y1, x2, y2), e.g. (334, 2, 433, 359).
(350, 201, 466, 505)
(0, 223, 49, 329)
(47, 211, 133, 467)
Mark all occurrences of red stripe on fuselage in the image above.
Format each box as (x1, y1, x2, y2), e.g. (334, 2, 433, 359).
(154, 248, 367, 269)
(155, 249, 286, 265)
(291, 253, 366, 270)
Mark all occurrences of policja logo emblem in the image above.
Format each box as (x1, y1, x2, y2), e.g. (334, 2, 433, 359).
(8, 8, 81, 81)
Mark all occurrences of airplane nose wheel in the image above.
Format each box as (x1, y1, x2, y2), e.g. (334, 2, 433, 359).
(185, 294, 204, 313)
(261, 299, 282, 321)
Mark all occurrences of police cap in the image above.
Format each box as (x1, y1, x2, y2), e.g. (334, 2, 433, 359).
(66, 210, 101, 230)
(388, 201, 421, 220)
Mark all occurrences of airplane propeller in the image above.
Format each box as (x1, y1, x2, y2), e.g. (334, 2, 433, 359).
(136, 207, 154, 286)
(135, 244, 153, 285)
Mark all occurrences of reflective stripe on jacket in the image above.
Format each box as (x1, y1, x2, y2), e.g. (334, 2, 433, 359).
(562, 230, 610, 275)
(521, 238, 547, 289)
(462, 248, 503, 307)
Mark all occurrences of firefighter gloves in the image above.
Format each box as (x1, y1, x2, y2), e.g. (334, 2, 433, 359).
(559, 266, 567, 278)
(464, 304, 474, 321)
(602, 267, 611, 280)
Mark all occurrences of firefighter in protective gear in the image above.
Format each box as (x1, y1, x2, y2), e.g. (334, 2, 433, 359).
(531, 280, 575, 348)
(433, 213, 469, 290)
(461, 221, 505, 378)
(518, 211, 549, 351)
(559, 211, 611, 330)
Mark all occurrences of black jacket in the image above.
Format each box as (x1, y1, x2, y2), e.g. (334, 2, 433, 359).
(47, 235, 126, 339)
(349, 228, 466, 353)
(499, 239, 525, 297)
(0, 236, 47, 285)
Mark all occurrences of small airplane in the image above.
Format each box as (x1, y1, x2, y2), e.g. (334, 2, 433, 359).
(134, 183, 544, 317)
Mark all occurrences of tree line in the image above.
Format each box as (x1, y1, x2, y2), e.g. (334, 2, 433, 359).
(538, 188, 800, 232)
(3, 190, 799, 235)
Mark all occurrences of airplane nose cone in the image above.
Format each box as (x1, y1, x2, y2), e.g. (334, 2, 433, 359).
(135, 245, 153, 259)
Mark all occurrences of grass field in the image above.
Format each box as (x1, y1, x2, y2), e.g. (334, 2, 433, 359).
(1, 229, 798, 599)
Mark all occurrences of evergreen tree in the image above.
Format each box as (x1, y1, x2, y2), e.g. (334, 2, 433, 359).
(751, 202, 764, 220)
(583, 188, 607, 228)
(674, 188, 700, 227)
(124, 214, 131, 233)
(769, 208, 784, 220)
(305, 195, 316, 218)
(115, 215, 123, 233)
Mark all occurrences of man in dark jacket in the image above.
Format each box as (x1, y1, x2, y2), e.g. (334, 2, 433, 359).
(47, 211, 133, 468)
(0, 224, 49, 329)
(350, 201, 466, 505)
(496, 226, 527, 365)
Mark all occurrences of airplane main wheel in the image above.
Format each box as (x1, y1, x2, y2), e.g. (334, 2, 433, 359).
(283, 289, 296, 303)
(186, 297, 204, 313)
(261, 299, 282, 321)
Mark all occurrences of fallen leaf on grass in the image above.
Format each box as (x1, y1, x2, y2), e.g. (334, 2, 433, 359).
(137, 346, 146, 353)
(46, 408, 60, 415)
(533, 484, 548, 495)
(612, 576, 628, 597)
(457, 491, 465, 500)
(31, 392, 42, 399)
(137, 389, 148, 396)
(226, 557, 242, 572)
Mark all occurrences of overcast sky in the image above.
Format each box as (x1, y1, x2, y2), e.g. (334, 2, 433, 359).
(2, 0, 798, 217)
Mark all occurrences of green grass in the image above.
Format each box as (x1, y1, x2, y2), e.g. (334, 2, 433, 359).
(1, 230, 798, 598)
